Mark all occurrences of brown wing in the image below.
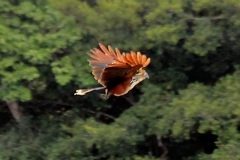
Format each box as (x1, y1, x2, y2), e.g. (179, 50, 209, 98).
(88, 43, 151, 88)
(100, 67, 130, 91)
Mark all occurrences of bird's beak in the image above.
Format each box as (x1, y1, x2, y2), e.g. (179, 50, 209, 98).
(144, 73, 149, 79)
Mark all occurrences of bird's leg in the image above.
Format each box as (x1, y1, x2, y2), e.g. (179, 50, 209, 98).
(99, 89, 110, 100)
(74, 87, 105, 95)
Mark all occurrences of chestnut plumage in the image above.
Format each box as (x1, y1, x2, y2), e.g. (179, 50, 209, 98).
(74, 43, 150, 99)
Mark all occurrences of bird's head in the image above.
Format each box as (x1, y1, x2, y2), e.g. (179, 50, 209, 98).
(129, 68, 149, 90)
(138, 68, 149, 79)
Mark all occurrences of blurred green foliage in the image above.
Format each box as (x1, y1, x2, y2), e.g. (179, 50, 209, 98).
(0, 0, 240, 159)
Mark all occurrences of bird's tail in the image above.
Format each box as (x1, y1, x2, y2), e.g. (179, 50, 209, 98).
(74, 87, 105, 96)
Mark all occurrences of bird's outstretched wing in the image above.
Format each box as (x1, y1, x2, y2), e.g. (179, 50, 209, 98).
(89, 43, 150, 89)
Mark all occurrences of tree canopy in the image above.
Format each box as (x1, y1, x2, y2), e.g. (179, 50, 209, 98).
(0, 0, 240, 159)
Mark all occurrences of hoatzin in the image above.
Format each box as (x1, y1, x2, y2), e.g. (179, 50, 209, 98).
(74, 43, 151, 99)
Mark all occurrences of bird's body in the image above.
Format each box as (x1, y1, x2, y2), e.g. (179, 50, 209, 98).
(74, 43, 150, 99)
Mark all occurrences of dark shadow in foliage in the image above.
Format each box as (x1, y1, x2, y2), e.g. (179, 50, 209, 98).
(164, 132, 217, 160)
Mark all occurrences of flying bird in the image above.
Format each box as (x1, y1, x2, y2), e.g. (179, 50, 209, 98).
(74, 43, 151, 99)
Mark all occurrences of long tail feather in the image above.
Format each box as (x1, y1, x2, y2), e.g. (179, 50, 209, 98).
(74, 87, 105, 95)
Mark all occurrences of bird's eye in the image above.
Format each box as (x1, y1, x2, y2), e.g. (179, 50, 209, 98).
(136, 70, 141, 75)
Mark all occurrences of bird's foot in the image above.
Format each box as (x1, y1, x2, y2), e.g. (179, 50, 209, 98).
(99, 93, 110, 100)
